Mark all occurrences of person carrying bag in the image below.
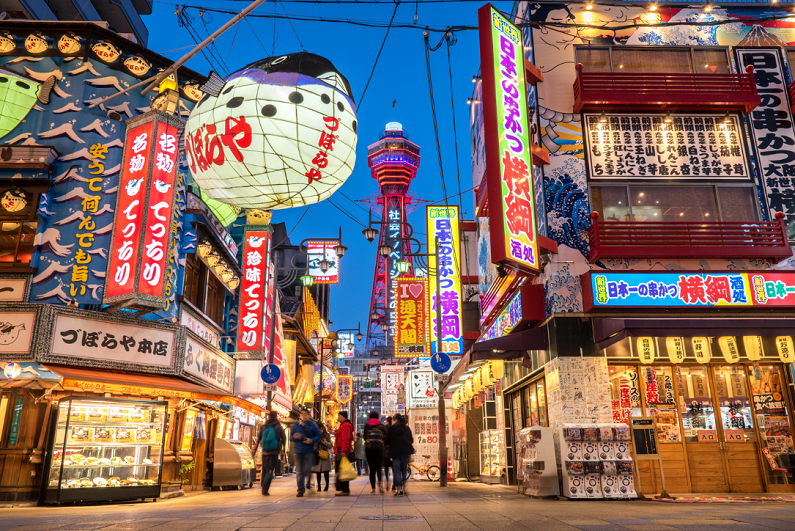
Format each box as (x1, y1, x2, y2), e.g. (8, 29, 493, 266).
(334, 410, 355, 496)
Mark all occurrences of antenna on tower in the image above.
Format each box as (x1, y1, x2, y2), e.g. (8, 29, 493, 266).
(392, 99, 397, 122)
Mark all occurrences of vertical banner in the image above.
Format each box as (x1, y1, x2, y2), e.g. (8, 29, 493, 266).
(427, 206, 463, 356)
(385, 196, 405, 339)
(478, 4, 540, 273)
(337, 375, 352, 403)
(104, 111, 185, 308)
(736, 48, 795, 241)
(395, 277, 429, 357)
(381, 365, 405, 416)
(236, 229, 271, 351)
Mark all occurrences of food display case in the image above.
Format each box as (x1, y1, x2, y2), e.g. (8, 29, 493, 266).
(478, 429, 505, 484)
(212, 438, 254, 489)
(41, 397, 167, 505)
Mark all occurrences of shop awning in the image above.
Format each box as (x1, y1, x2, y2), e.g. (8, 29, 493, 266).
(593, 318, 795, 351)
(472, 326, 548, 362)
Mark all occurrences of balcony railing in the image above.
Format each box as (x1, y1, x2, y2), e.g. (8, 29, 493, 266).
(588, 211, 791, 263)
(573, 64, 761, 114)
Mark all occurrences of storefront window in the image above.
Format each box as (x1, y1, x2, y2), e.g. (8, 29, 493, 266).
(714, 365, 755, 442)
(591, 186, 629, 221)
(640, 365, 681, 442)
(609, 365, 642, 423)
(536, 380, 547, 428)
(748, 365, 795, 484)
(630, 186, 718, 222)
(677, 366, 717, 442)
(525, 385, 538, 427)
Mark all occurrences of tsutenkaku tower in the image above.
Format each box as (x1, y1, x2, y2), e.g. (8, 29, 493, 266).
(365, 122, 422, 354)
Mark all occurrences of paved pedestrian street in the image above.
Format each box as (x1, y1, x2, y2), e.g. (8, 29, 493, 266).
(4, 476, 795, 531)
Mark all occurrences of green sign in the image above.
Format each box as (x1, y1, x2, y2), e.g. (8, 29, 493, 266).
(8, 396, 23, 446)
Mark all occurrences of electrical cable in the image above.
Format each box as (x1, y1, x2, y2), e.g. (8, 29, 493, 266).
(243, 16, 270, 55)
(177, 10, 227, 75)
(278, 0, 306, 51)
(444, 31, 464, 218)
(357, 1, 400, 111)
(273, 205, 312, 247)
(328, 198, 368, 227)
(226, 18, 243, 62)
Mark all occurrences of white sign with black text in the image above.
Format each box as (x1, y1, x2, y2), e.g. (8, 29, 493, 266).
(408, 369, 437, 409)
(183, 334, 235, 393)
(180, 307, 221, 347)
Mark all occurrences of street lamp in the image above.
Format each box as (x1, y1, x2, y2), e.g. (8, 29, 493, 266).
(300, 275, 314, 287)
(378, 243, 393, 257)
(319, 258, 331, 273)
(335, 242, 348, 257)
(362, 226, 378, 242)
(395, 260, 411, 274)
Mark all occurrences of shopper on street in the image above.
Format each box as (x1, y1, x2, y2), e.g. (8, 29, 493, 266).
(363, 411, 386, 494)
(290, 408, 321, 497)
(354, 433, 368, 475)
(334, 410, 355, 496)
(254, 410, 285, 496)
(383, 416, 393, 489)
(311, 423, 333, 491)
(384, 413, 414, 497)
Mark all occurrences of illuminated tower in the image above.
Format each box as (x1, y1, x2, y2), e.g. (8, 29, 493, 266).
(364, 122, 422, 353)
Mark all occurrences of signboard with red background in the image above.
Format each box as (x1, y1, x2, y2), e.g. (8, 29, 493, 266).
(103, 111, 182, 309)
(237, 229, 271, 352)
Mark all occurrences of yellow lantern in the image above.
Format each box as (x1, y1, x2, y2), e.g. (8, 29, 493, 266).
(666, 337, 685, 364)
(777, 336, 795, 363)
(636, 337, 655, 364)
(743, 336, 763, 362)
(490, 360, 505, 380)
(473, 369, 483, 393)
(719, 336, 740, 364)
(464, 379, 474, 400)
(481, 364, 493, 387)
(692, 337, 712, 363)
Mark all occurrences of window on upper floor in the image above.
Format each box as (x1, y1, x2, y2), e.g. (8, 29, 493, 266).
(183, 251, 227, 328)
(575, 46, 731, 74)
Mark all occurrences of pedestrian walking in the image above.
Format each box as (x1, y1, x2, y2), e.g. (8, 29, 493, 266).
(334, 410, 355, 496)
(290, 407, 321, 497)
(354, 433, 368, 475)
(312, 423, 333, 491)
(254, 410, 285, 496)
(384, 413, 414, 496)
(383, 416, 393, 489)
(363, 411, 386, 494)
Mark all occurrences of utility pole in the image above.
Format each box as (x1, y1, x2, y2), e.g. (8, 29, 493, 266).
(434, 236, 448, 487)
(266, 249, 279, 411)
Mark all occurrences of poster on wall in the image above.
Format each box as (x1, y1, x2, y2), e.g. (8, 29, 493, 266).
(408, 369, 437, 409)
(381, 365, 404, 416)
(583, 113, 750, 181)
(408, 408, 453, 470)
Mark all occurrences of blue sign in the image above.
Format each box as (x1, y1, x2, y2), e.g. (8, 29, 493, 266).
(430, 352, 451, 373)
(260, 364, 281, 384)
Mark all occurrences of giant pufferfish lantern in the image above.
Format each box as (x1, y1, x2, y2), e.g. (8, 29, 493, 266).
(184, 52, 357, 210)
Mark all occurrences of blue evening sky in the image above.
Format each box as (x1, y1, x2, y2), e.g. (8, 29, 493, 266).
(146, 0, 505, 343)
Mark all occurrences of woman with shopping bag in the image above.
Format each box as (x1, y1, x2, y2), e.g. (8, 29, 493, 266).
(312, 423, 333, 491)
(334, 411, 355, 496)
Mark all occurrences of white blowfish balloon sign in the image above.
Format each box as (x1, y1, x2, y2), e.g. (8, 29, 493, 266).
(184, 52, 357, 210)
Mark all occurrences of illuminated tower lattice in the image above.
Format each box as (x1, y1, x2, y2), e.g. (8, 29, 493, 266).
(364, 122, 423, 354)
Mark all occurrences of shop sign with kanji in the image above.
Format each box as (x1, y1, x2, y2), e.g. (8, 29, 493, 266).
(103, 110, 182, 310)
(427, 206, 463, 355)
(183, 332, 235, 394)
(395, 277, 429, 358)
(478, 4, 540, 274)
(584, 271, 795, 310)
(237, 229, 271, 351)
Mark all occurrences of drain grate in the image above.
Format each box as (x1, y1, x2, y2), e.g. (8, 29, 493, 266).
(360, 515, 423, 521)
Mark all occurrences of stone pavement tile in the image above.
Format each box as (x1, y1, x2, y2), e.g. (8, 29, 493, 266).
(604, 521, 657, 526)
(53, 525, 111, 530)
(383, 521, 432, 531)
(565, 526, 628, 531)
(727, 516, 795, 530)
(5, 526, 62, 531)
(132, 521, 209, 530)
(426, 521, 482, 531)
(519, 522, 580, 531)
(623, 526, 679, 531)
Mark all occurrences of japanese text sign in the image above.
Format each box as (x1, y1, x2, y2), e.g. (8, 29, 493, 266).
(337, 375, 352, 403)
(104, 111, 183, 309)
(427, 206, 463, 355)
(736, 48, 795, 241)
(338, 331, 355, 358)
(478, 4, 539, 274)
(306, 241, 339, 284)
(584, 271, 795, 310)
(408, 369, 437, 409)
(51, 313, 175, 370)
(237, 229, 271, 351)
(183, 333, 235, 394)
(481, 291, 521, 340)
(395, 277, 429, 357)
(584, 113, 750, 180)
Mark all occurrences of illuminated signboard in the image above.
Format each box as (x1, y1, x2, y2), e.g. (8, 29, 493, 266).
(481, 291, 522, 340)
(386, 198, 404, 339)
(427, 206, 463, 355)
(395, 277, 430, 358)
(307, 240, 339, 284)
(184, 52, 358, 210)
(583, 271, 795, 310)
(104, 111, 183, 309)
(236, 229, 271, 351)
(337, 375, 352, 403)
(478, 4, 539, 274)
(338, 331, 355, 358)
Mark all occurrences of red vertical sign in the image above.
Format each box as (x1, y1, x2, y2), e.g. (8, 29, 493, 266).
(138, 123, 179, 297)
(237, 230, 270, 351)
(106, 121, 154, 299)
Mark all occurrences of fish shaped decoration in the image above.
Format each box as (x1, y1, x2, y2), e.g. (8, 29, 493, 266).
(123, 56, 151, 77)
(92, 41, 121, 63)
(0, 322, 25, 345)
(0, 33, 15, 53)
(0, 67, 56, 140)
(57, 33, 81, 54)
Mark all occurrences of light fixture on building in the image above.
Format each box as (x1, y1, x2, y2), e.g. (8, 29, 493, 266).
(599, 111, 607, 123)
(704, 4, 712, 12)
(722, 112, 731, 124)
(649, 3, 657, 10)
(395, 260, 411, 274)
(380, 322, 390, 332)
(206, 251, 220, 267)
(214, 261, 227, 275)
(319, 258, 331, 273)
(362, 226, 378, 242)
(378, 243, 394, 257)
(347, 343, 354, 351)
(228, 277, 240, 290)
(467, 97, 473, 105)
(197, 239, 212, 258)
(221, 269, 234, 283)
(335, 243, 348, 258)
(301, 275, 314, 287)
(4, 362, 21, 379)
(586, 2, 593, 9)
(371, 310, 379, 320)
(663, 112, 673, 123)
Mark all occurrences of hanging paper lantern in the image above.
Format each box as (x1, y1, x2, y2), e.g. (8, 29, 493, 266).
(666, 337, 685, 364)
(57, 34, 80, 54)
(743, 336, 763, 362)
(464, 379, 474, 400)
(473, 368, 484, 393)
(719, 336, 740, 364)
(228, 277, 240, 290)
(92, 41, 121, 63)
(24, 33, 48, 54)
(636, 337, 655, 364)
(197, 239, 212, 258)
(184, 52, 358, 210)
(777, 336, 795, 363)
(0, 33, 15, 53)
(481, 364, 493, 387)
(0, 189, 26, 213)
(201, 189, 240, 226)
(692, 337, 712, 363)
(206, 252, 220, 267)
(4, 362, 20, 379)
(183, 83, 204, 102)
(490, 360, 505, 380)
(124, 56, 151, 77)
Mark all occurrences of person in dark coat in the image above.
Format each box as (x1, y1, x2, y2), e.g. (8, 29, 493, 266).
(255, 411, 285, 496)
(363, 410, 386, 494)
(290, 408, 321, 497)
(383, 415, 393, 488)
(311, 422, 333, 491)
(384, 413, 413, 496)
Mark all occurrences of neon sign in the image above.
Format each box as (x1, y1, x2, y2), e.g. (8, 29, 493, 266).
(395, 277, 429, 357)
(427, 206, 463, 355)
